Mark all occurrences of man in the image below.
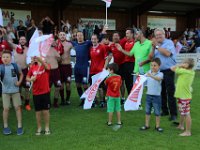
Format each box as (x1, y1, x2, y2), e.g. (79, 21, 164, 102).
(58, 32, 73, 105)
(117, 29, 152, 75)
(118, 28, 135, 96)
(72, 31, 92, 106)
(149, 28, 177, 121)
(107, 32, 126, 103)
(7, 36, 31, 111)
(46, 40, 61, 108)
(40, 16, 55, 35)
(89, 34, 108, 107)
(16, 20, 26, 40)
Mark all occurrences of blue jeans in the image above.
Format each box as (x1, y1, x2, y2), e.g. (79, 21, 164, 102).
(146, 95, 161, 116)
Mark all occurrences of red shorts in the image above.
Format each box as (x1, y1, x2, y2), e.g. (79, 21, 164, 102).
(178, 99, 191, 116)
(21, 68, 29, 88)
(49, 68, 61, 87)
(59, 64, 72, 83)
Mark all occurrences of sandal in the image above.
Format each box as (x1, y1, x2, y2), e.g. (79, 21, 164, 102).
(140, 126, 150, 130)
(155, 127, 163, 132)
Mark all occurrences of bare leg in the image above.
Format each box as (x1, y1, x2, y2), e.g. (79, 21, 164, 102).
(145, 115, 150, 127)
(36, 111, 42, 132)
(3, 108, 9, 128)
(54, 87, 60, 99)
(180, 114, 191, 136)
(15, 106, 22, 128)
(177, 115, 185, 130)
(43, 110, 50, 131)
(155, 116, 160, 128)
(116, 112, 121, 124)
(108, 112, 113, 124)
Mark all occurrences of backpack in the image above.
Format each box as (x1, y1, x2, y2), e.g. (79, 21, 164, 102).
(0, 63, 20, 81)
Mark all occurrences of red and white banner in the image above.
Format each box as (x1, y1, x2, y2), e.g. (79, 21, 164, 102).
(82, 70, 109, 109)
(102, 0, 112, 7)
(27, 30, 53, 63)
(124, 75, 147, 111)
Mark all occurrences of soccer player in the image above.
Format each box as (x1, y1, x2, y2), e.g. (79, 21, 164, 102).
(89, 34, 109, 107)
(72, 31, 92, 106)
(46, 40, 61, 108)
(58, 32, 73, 105)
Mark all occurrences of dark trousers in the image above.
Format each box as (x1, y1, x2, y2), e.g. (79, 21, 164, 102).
(161, 69, 177, 116)
(121, 62, 134, 94)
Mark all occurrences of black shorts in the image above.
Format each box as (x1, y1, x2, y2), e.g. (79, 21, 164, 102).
(33, 93, 51, 111)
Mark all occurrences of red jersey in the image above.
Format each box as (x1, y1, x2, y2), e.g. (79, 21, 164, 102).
(108, 43, 125, 65)
(105, 74, 122, 97)
(90, 44, 107, 74)
(27, 63, 51, 95)
(124, 39, 135, 63)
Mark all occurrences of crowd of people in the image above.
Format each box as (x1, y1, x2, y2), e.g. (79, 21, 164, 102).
(0, 15, 196, 137)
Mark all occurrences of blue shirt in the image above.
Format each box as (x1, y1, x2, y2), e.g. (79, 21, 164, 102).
(154, 39, 176, 70)
(72, 40, 92, 67)
(1, 64, 21, 94)
(146, 70, 163, 96)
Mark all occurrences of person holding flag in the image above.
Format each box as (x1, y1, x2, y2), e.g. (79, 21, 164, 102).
(57, 32, 73, 106)
(89, 34, 109, 107)
(26, 56, 51, 135)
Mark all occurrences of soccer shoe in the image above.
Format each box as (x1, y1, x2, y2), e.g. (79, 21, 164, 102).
(155, 127, 164, 132)
(17, 127, 24, 135)
(3, 127, 12, 135)
(25, 104, 31, 111)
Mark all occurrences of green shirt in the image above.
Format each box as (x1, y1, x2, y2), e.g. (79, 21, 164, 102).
(174, 68, 195, 99)
(130, 39, 152, 73)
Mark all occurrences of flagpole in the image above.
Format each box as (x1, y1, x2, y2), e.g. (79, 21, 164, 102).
(106, 4, 108, 26)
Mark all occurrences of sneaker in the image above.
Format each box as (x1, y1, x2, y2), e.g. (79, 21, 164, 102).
(25, 104, 31, 111)
(155, 127, 163, 132)
(138, 105, 143, 110)
(121, 98, 125, 105)
(99, 101, 105, 108)
(106, 122, 112, 126)
(3, 127, 12, 135)
(35, 129, 42, 136)
(17, 127, 24, 135)
(44, 130, 51, 135)
(66, 101, 71, 105)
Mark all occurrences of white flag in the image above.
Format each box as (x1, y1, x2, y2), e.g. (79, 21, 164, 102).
(124, 75, 147, 111)
(0, 8, 3, 26)
(27, 29, 40, 64)
(102, 0, 112, 7)
(82, 70, 109, 109)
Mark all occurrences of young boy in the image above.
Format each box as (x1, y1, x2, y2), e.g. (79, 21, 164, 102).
(171, 58, 195, 136)
(0, 50, 24, 135)
(140, 58, 163, 132)
(26, 56, 51, 135)
(105, 63, 122, 126)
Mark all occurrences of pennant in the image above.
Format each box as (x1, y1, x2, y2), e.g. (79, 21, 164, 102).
(124, 75, 147, 111)
(82, 70, 109, 109)
(101, 0, 112, 7)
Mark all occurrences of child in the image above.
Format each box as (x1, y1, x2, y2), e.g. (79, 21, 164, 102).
(0, 50, 24, 135)
(140, 58, 163, 132)
(105, 63, 122, 126)
(171, 58, 195, 136)
(26, 56, 51, 135)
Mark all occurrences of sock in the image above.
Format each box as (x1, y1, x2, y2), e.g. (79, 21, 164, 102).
(66, 90, 71, 101)
(25, 99, 29, 105)
(77, 87, 83, 98)
(60, 89, 65, 102)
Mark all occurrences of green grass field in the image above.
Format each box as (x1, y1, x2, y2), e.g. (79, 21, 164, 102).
(0, 72, 200, 150)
